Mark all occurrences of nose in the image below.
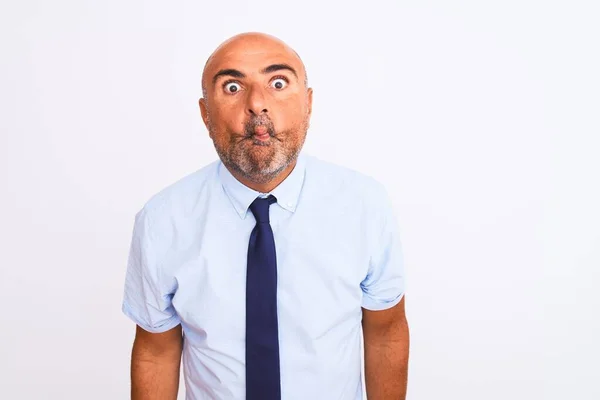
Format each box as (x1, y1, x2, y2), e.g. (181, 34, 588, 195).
(245, 85, 268, 116)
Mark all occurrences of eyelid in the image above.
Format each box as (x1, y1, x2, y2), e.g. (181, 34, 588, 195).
(223, 79, 241, 87)
(270, 75, 290, 83)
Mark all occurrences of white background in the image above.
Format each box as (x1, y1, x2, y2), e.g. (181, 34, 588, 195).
(1, 0, 599, 399)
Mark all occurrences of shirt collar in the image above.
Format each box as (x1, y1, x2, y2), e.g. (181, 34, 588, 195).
(219, 152, 307, 219)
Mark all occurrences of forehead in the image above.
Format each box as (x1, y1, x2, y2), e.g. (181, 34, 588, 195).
(203, 39, 304, 84)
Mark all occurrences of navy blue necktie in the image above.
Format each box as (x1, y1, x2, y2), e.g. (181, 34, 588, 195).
(246, 195, 281, 400)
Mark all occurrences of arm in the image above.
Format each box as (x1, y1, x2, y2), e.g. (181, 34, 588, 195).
(131, 324, 183, 400)
(362, 296, 410, 400)
(122, 208, 183, 398)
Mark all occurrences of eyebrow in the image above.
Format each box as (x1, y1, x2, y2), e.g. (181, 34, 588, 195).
(212, 63, 299, 85)
(212, 68, 245, 85)
(260, 64, 298, 79)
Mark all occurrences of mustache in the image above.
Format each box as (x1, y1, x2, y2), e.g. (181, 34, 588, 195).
(243, 115, 276, 138)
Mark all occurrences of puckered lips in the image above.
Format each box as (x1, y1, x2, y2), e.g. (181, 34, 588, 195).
(253, 125, 270, 141)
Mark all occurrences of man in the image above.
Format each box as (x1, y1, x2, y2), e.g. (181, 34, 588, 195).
(122, 32, 409, 400)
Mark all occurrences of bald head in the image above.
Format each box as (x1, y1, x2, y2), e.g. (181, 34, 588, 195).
(201, 32, 307, 98)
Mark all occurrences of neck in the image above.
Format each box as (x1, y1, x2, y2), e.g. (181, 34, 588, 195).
(229, 159, 298, 193)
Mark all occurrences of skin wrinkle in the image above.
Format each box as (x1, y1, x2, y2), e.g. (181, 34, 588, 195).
(199, 32, 313, 191)
(202, 54, 308, 98)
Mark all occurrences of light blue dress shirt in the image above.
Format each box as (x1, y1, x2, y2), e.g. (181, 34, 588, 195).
(122, 151, 405, 399)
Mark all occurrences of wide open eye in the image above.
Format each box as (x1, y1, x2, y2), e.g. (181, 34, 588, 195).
(271, 77, 289, 90)
(224, 81, 242, 94)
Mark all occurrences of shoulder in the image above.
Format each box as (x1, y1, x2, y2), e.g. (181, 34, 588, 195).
(304, 153, 389, 201)
(135, 159, 221, 225)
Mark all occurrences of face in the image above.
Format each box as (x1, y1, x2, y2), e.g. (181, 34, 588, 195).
(200, 36, 313, 185)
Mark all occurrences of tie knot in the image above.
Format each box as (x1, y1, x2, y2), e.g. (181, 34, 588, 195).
(249, 195, 277, 223)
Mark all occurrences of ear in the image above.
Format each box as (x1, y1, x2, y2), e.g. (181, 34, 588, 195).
(306, 87, 313, 118)
(199, 98, 211, 135)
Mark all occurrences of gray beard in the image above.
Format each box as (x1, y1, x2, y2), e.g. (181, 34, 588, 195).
(213, 134, 305, 185)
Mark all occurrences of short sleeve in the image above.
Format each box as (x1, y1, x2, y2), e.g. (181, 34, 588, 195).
(121, 208, 181, 333)
(360, 183, 406, 311)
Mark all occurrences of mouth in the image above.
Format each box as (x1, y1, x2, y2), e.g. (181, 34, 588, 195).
(243, 116, 276, 143)
(253, 125, 271, 141)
